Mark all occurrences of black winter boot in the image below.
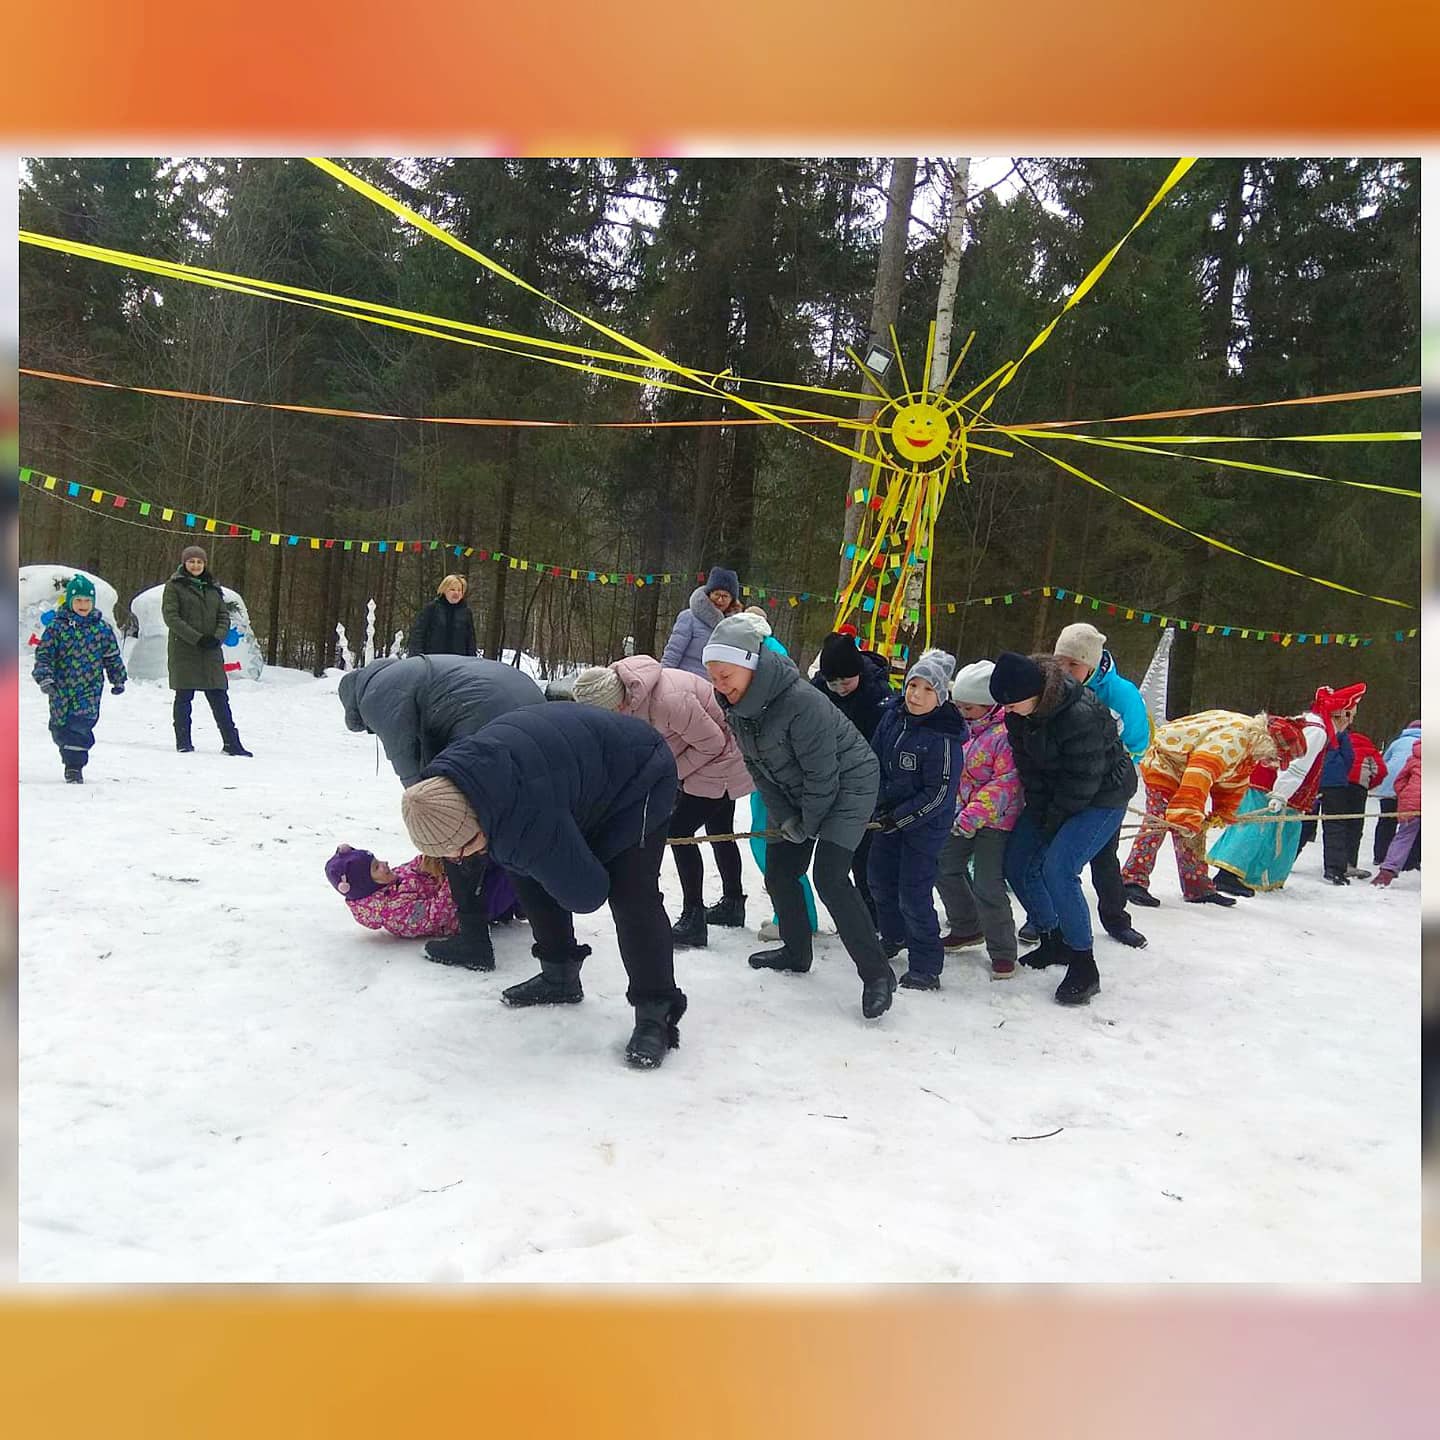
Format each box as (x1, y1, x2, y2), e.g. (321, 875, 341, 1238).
(1123, 882, 1161, 908)
(424, 919, 496, 971)
(748, 945, 811, 973)
(899, 970, 940, 991)
(174, 720, 194, 753)
(1185, 890, 1236, 907)
(64, 767, 83, 784)
(861, 967, 897, 1019)
(624, 990, 688, 1069)
(1055, 948, 1101, 1006)
(880, 938, 905, 960)
(501, 947, 589, 1006)
(215, 705, 252, 757)
(1102, 922, 1149, 950)
(1018, 921, 1040, 946)
(1213, 869, 1255, 898)
(1324, 869, 1350, 886)
(670, 904, 708, 949)
(1020, 927, 1068, 969)
(704, 893, 747, 928)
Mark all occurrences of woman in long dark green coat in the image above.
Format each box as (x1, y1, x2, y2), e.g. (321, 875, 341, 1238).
(163, 545, 252, 756)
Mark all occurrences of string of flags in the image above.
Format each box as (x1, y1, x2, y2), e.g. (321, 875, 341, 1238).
(21, 465, 1417, 646)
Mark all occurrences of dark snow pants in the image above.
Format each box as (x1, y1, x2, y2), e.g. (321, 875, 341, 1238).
(766, 836, 890, 980)
(508, 825, 679, 1005)
(49, 713, 96, 771)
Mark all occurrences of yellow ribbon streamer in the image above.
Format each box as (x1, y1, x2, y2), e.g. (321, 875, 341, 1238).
(972, 158, 1198, 420)
(1006, 431, 1413, 609)
(996, 427, 1420, 497)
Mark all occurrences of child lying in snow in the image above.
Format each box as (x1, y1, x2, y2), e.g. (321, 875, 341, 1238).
(325, 845, 461, 940)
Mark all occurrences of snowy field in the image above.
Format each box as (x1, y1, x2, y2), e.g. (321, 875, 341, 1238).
(18, 667, 1421, 1282)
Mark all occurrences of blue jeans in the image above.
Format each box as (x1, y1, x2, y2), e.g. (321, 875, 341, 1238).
(1004, 806, 1126, 950)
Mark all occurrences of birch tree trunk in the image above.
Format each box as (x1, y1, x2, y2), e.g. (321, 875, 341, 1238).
(837, 158, 917, 593)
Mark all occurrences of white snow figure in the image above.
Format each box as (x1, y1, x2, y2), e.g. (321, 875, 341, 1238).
(18, 564, 123, 658)
(125, 582, 265, 683)
(360, 598, 377, 666)
(1138, 626, 1175, 724)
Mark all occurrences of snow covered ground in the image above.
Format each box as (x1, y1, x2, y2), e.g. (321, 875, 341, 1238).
(18, 667, 1421, 1282)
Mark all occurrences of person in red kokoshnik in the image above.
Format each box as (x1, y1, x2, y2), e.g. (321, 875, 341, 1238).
(1208, 682, 1366, 894)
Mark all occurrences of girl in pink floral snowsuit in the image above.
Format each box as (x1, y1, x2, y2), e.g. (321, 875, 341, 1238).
(934, 664, 1023, 976)
(326, 845, 459, 940)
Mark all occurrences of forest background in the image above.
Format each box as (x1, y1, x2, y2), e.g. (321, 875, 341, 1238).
(16, 157, 1421, 732)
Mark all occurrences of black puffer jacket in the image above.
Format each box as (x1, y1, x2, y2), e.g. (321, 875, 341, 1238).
(1005, 659, 1137, 837)
(408, 596, 478, 657)
(811, 648, 892, 742)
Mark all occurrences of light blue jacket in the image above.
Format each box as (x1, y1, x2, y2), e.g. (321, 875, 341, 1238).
(1087, 649, 1151, 761)
(1375, 723, 1421, 799)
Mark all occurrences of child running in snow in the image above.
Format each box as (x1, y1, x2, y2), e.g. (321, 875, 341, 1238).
(1373, 743, 1421, 886)
(325, 844, 519, 945)
(935, 660, 1022, 979)
(867, 649, 966, 991)
(32, 573, 127, 783)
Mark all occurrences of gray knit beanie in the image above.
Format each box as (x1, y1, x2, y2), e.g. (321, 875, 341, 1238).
(181, 545, 208, 565)
(907, 648, 956, 697)
(572, 665, 625, 710)
(702, 614, 764, 671)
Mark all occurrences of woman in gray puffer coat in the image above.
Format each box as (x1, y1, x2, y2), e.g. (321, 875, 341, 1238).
(704, 615, 896, 1018)
(660, 566, 740, 677)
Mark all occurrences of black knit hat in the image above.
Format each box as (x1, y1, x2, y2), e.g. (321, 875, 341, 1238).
(818, 632, 864, 680)
(989, 651, 1045, 705)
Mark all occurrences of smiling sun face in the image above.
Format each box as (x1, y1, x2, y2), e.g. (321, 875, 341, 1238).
(887, 401, 952, 464)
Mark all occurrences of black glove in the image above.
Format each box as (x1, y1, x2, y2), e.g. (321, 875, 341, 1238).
(875, 811, 899, 834)
(111, 684, 125, 696)
(198, 635, 223, 650)
(37, 677, 55, 696)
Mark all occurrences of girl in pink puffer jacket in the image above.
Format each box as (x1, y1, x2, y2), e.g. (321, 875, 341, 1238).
(326, 845, 460, 940)
(572, 653, 754, 948)
(934, 664, 1024, 976)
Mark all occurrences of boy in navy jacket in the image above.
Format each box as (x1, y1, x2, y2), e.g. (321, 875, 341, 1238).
(866, 649, 966, 989)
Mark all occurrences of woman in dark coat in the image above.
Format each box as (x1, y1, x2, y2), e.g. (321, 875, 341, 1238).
(338, 654, 545, 971)
(992, 652, 1137, 1007)
(163, 545, 251, 756)
(703, 615, 896, 1019)
(408, 574, 478, 657)
(400, 704, 685, 1070)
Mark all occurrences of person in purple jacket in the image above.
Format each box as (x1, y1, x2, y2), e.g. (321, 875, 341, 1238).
(660, 566, 740, 677)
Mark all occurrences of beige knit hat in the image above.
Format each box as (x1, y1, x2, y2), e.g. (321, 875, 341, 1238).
(401, 777, 481, 857)
(572, 665, 625, 710)
(1054, 622, 1106, 673)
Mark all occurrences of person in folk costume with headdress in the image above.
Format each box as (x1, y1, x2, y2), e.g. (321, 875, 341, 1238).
(1121, 710, 1308, 908)
(1207, 682, 1366, 893)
